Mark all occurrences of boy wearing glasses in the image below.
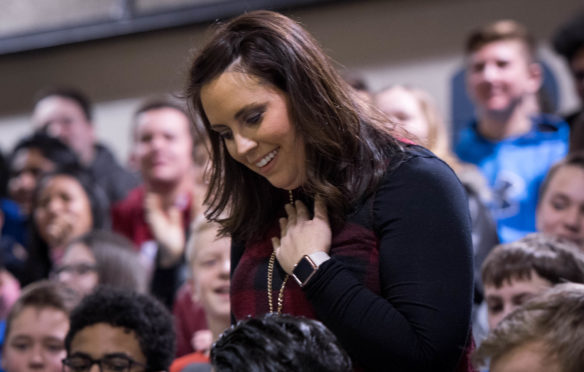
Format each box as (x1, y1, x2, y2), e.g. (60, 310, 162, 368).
(63, 287, 175, 372)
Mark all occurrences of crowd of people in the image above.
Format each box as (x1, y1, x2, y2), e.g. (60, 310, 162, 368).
(0, 8, 583, 372)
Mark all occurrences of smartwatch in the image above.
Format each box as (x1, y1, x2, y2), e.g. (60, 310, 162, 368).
(292, 252, 331, 287)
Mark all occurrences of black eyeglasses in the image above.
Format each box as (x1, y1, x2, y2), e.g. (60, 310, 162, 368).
(52, 263, 97, 278)
(62, 354, 147, 372)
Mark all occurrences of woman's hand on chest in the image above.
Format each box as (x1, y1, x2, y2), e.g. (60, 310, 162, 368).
(272, 196, 331, 274)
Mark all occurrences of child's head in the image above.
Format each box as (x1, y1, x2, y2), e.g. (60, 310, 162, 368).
(536, 152, 584, 248)
(373, 85, 450, 153)
(53, 230, 147, 297)
(186, 216, 231, 330)
(2, 281, 80, 372)
(473, 283, 584, 372)
(64, 287, 175, 372)
(481, 233, 584, 329)
(464, 20, 542, 118)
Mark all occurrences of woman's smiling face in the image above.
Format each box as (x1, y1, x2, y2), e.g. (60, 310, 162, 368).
(201, 71, 306, 190)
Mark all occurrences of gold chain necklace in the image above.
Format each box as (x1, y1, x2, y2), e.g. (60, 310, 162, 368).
(267, 190, 294, 314)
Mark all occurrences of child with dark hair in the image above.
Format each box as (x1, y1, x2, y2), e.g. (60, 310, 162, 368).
(64, 287, 175, 372)
(481, 233, 584, 329)
(211, 314, 352, 372)
(2, 281, 80, 372)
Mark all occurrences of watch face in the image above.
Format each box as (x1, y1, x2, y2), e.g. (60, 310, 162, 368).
(292, 256, 317, 287)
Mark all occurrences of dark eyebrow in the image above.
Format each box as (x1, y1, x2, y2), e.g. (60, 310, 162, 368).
(512, 292, 535, 302)
(103, 352, 135, 359)
(209, 102, 267, 130)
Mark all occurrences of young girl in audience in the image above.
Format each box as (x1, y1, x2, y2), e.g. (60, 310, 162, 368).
(6, 133, 78, 219)
(52, 230, 148, 297)
(536, 152, 584, 248)
(24, 166, 108, 284)
(1, 281, 80, 372)
(1, 134, 79, 283)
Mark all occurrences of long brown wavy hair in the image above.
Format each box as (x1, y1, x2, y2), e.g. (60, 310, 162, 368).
(186, 10, 405, 241)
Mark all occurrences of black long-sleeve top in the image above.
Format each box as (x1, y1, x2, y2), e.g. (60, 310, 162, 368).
(230, 147, 474, 371)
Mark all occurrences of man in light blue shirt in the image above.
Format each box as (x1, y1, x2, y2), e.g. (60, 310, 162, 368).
(456, 20, 569, 243)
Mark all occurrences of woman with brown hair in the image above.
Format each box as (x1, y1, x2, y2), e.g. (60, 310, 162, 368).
(187, 10, 473, 371)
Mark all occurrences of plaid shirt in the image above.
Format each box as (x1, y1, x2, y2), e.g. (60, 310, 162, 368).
(231, 209, 380, 320)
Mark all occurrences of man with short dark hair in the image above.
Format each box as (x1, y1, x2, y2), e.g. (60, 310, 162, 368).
(112, 96, 207, 307)
(64, 287, 176, 372)
(32, 87, 139, 204)
(456, 20, 569, 243)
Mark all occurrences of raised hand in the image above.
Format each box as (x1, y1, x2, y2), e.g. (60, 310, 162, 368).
(272, 196, 331, 274)
(144, 193, 185, 268)
(44, 213, 75, 248)
(191, 329, 213, 355)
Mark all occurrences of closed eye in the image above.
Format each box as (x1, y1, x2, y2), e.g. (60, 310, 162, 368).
(245, 111, 264, 125)
(512, 293, 536, 306)
(485, 297, 503, 314)
(10, 341, 30, 351)
(44, 342, 64, 353)
(550, 195, 570, 211)
(487, 303, 502, 314)
(471, 62, 485, 73)
(235, 103, 266, 126)
(201, 259, 218, 267)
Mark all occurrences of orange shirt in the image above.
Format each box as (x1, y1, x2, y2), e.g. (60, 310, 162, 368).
(170, 351, 209, 372)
